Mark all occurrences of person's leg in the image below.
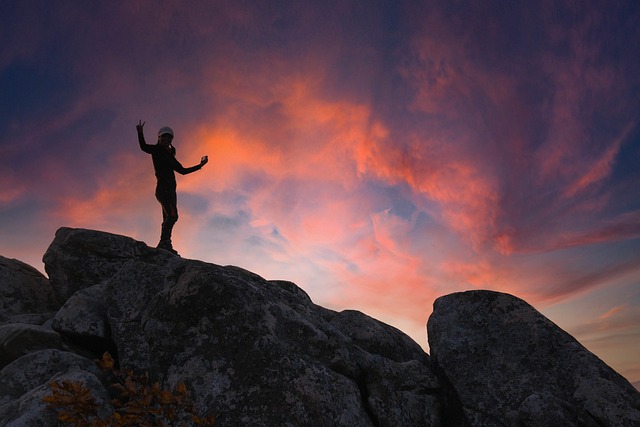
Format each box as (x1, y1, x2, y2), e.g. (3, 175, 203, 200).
(156, 188, 179, 253)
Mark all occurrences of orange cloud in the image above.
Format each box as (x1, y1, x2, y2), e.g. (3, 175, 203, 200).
(353, 132, 502, 252)
(51, 153, 154, 231)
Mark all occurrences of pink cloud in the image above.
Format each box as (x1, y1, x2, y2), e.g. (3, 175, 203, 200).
(564, 122, 634, 198)
(0, 172, 26, 205)
(2, 0, 638, 383)
(598, 304, 627, 322)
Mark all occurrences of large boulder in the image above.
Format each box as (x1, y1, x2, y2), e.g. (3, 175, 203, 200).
(0, 256, 60, 323)
(104, 256, 441, 426)
(427, 290, 640, 426)
(325, 308, 427, 364)
(41, 228, 442, 426)
(42, 227, 154, 302)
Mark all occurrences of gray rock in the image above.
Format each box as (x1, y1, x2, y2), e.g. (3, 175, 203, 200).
(427, 290, 640, 427)
(0, 381, 62, 427)
(3, 313, 55, 326)
(574, 377, 640, 426)
(0, 369, 112, 427)
(364, 358, 442, 426)
(105, 257, 441, 426)
(0, 349, 102, 407)
(0, 323, 71, 369)
(42, 227, 156, 302)
(508, 392, 599, 427)
(0, 256, 60, 323)
(326, 309, 428, 364)
(104, 255, 184, 372)
(52, 283, 108, 340)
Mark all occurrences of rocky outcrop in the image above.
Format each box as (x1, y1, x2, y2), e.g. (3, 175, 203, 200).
(0, 227, 638, 426)
(428, 291, 640, 426)
(2, 228, 441, 426)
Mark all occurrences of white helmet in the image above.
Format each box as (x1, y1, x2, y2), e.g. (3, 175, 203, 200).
(158, 126, 174, 137)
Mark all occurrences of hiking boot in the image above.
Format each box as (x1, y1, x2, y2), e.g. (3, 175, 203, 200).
(157, 240, 179, 256)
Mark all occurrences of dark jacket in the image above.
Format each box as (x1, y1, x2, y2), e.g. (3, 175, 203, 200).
(138, 134, 201, 189)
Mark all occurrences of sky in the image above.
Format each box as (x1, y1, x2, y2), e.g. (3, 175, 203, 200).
(1, 1, 639, 389)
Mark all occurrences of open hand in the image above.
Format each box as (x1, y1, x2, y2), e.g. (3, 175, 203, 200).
(136, 120, 145, 133)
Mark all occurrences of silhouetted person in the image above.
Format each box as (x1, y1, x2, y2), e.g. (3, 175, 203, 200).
(137, 120, 208, 255)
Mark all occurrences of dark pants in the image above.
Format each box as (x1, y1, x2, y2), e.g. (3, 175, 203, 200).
(155, 186, 178, 244)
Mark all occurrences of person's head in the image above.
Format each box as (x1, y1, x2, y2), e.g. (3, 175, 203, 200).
(158, 126, 174, 147)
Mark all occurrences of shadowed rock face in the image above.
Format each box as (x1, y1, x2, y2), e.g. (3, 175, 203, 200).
(0, 256, 60, 322)
(0, 227, 638, 426)
(428, 290, 640, 426)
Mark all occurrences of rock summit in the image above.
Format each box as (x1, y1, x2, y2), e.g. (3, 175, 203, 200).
(0, 227, 638, 426)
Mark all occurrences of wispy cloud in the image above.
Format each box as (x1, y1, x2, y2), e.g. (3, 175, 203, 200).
(1, 1, 639, 384)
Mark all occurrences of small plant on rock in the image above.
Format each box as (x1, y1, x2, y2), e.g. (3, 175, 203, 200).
(43, 352, 215, 426)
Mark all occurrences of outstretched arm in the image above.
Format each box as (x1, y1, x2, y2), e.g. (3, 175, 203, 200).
(136, 120, 154, 154)
(173, 155, 208, 175)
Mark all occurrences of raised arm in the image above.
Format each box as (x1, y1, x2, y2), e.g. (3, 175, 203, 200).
(136, 120, 154, 154)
